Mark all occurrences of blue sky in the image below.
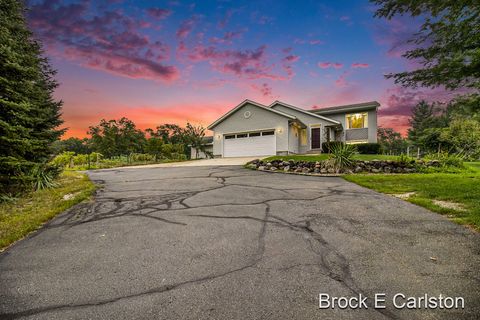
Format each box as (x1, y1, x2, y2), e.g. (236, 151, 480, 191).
(25, 0, 456, 137)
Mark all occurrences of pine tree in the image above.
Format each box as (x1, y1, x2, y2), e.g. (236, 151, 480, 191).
(0, 0, 64, 191)
(407, 101, 438, 147)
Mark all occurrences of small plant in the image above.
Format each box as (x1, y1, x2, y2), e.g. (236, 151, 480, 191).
(0, 193, 17, 203)
(396, 154, 415, 166)
(29, 163, 62, 191)
(329, 143, 357, 171)
(425, 152, 464, 168)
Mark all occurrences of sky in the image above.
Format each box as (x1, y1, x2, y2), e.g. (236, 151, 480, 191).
(25, 0, 463, 138)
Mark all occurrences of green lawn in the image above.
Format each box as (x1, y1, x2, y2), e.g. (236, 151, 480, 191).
(0, 171, 96, 250)
(344, 162, 480, 231)
(263, 154, 398, 162)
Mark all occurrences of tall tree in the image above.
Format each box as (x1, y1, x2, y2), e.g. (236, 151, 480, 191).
(184, 123, 207, 159)
(87, 118, 146, 157)
(51, 137, 90, 155)
(372, 0, 480, 90)
(407, 101, 440, 146)
(377, 127, 408, 154)
(0, 0, 64, 189)
(151, 124, 186, 144)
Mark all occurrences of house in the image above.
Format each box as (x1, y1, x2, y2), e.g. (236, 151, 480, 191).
(202, 99, 379, 158)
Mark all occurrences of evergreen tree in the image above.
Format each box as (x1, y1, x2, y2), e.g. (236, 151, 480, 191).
(407, 101, 438, 146)
(0, 0, 64, 190)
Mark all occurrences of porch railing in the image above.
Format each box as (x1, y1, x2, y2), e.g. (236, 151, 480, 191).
(345, 128, 368, 141)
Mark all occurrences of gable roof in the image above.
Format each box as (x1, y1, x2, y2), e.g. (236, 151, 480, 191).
(207, 99, 296, 130)
(269, 101, 340, 124)
(310, 101, 380, 115)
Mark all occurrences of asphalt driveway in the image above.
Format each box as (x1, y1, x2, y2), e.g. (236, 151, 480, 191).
(0, 165, 479, 319)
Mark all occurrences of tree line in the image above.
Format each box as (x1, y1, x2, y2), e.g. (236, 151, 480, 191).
(377, 96, 480, 159)
(52, 118, 209, 159)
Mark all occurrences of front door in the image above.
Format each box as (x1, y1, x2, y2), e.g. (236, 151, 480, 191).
(311, 127, 321, 149)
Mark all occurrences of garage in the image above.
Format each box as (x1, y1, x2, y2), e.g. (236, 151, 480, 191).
(223, 130, 276, 157)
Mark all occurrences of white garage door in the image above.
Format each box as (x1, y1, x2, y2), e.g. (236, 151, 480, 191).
(223, 131, 276, 157)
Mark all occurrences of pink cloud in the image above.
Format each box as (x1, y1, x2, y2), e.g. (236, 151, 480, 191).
(379, 86, 470, 117)
(146, 8, 172, 19)
(373, 16, 421, 58)
(250, 83, 273, 97)
(309, 40, 323, 45)
(176, 17, 197, 39)
(340, 16, 350, 21)
(218, 9, 238, 29)
(27, 1, 178, 82)
(335, 72, 348, 87)
(318, 62, 343, 69)
(351, 63, 370, 68)
(184, 44, 295, 81)
(209, 31, 243, 44)
(283, 55, 300, 63)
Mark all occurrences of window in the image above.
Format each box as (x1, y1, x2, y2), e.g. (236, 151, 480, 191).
(236, 133, 248, 138)
(249, 132, 261, 137)
(225, 135, 235, 139)
(262, 131, 275, 136)
(346, 113, 368, 129)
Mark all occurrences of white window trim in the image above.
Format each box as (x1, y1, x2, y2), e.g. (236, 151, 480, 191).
(345, 112, 368, 129)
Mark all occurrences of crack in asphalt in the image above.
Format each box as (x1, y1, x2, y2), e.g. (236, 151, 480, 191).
(1, 167, 409, 319)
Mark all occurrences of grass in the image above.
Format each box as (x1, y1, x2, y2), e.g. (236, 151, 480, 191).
(66, 158, 188, 170)
(263, 154, 399, 162)
(0, 171, 96, 250)
(344, 162, 480, 231)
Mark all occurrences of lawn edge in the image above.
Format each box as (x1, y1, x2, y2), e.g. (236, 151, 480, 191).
(0, 172, 97, 252)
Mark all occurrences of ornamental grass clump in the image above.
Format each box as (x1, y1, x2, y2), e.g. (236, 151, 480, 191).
(329, 143, 357, 172)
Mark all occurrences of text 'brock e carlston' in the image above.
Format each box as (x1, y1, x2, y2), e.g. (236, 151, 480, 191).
(318, 293, 465, 310)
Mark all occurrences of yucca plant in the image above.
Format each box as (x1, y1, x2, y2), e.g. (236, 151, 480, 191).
(329, 143, 357, 171)
(29, 163, 62, 191)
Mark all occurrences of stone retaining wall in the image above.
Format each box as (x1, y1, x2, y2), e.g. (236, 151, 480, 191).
(246, 158, 441, 174)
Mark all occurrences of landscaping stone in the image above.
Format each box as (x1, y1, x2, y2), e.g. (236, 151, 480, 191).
(250, 157, 433, 175)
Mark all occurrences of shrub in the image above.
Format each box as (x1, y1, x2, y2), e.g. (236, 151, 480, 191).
(51, 152, 75, 168)
(0, 157, 34, 194)
(329, 143, 357, 171)
(28, 163, 62, 191)
(322, 141, 344, 153)
(161, 144, 174, 158)
(356, 143, 381, 154)
(130, 153, 155, 162)
(72, 154, 89, 166)
(396, 154, 415, 166)
(424, 152, 464, 168)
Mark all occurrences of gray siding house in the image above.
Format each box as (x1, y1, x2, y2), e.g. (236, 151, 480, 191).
(203, 99, 379, 158)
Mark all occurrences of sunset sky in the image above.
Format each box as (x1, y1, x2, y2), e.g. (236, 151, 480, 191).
(26, 0, 463, 138)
